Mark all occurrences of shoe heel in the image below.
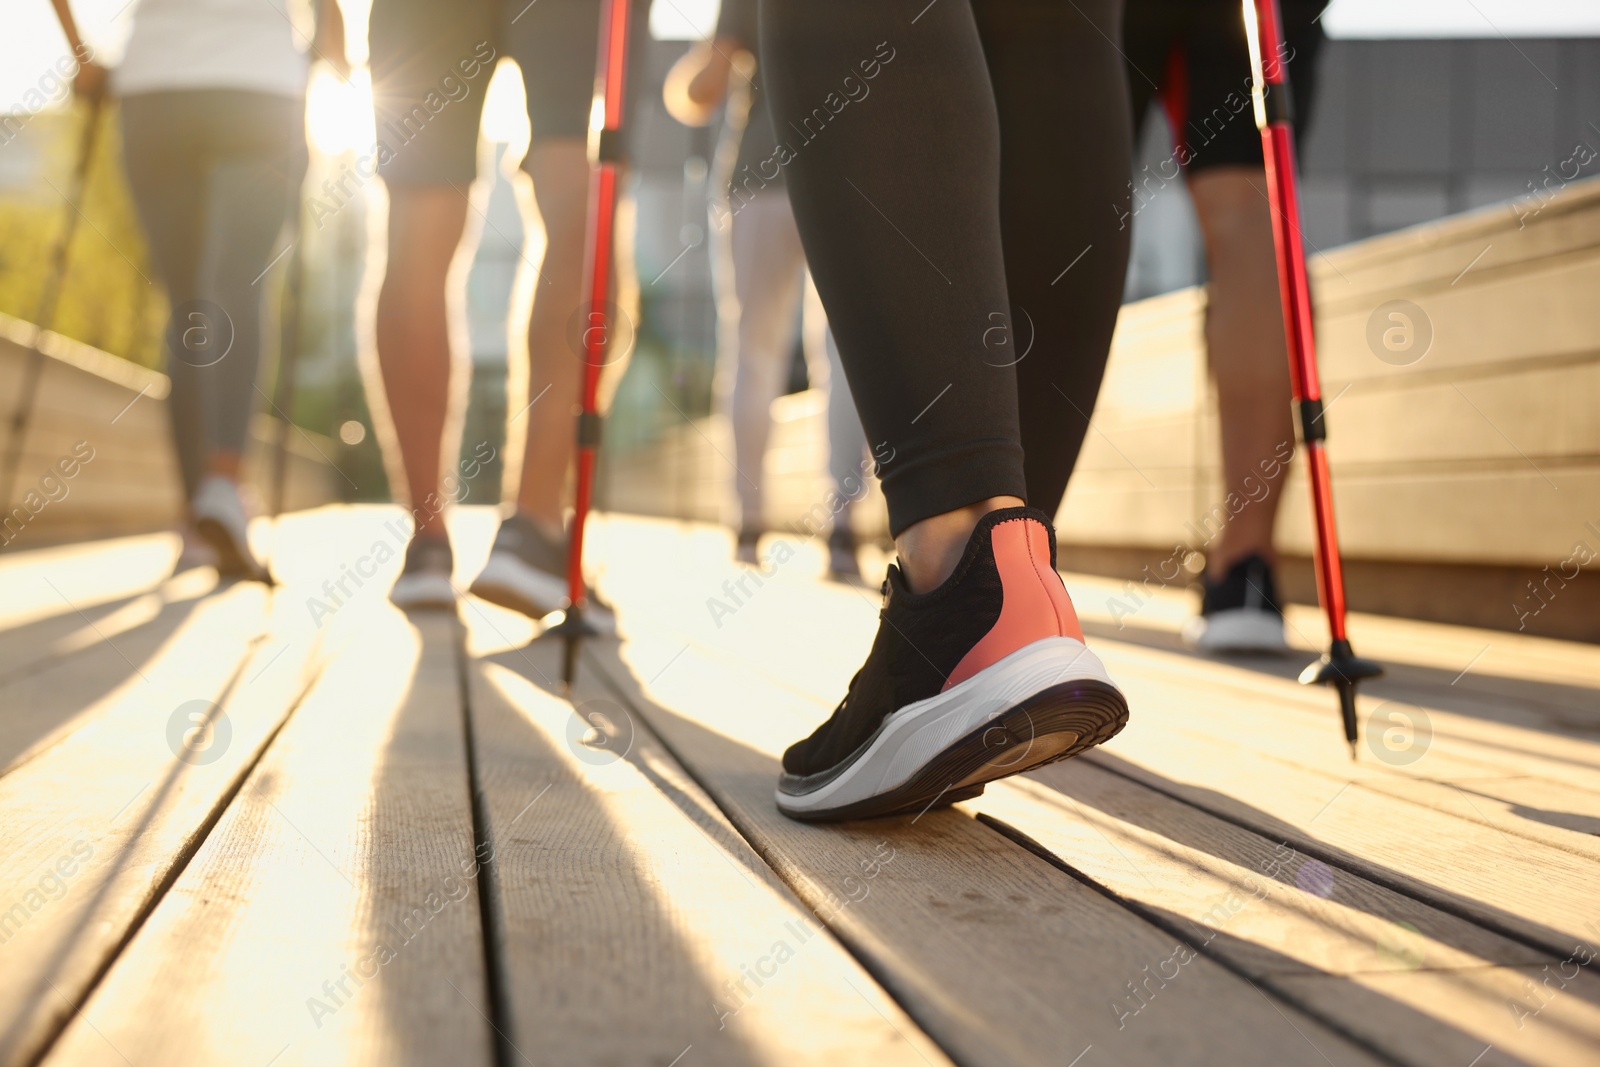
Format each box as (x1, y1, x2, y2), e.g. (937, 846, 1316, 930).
(946, 517, 1086, 690)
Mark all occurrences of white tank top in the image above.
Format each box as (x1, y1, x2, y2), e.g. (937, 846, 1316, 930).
(114, 0, 310, 98)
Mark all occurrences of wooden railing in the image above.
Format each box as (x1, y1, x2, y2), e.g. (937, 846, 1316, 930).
(1057, 176, 1600, 639)
(0, 313, 339, 549)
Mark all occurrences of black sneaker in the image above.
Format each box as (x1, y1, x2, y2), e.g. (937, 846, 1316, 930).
(469, 513, 614, 633)
(1182, 551, 1288, 653)
(826, 525, 861, 582)
(734, 526, 762, 566)
(776, 507, 1128, 821)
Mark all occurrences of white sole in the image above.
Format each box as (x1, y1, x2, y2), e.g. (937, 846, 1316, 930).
(390, 573, 457, 611)
(1183, 608, 1288, 653)
(776, 636, 1125, 820)
(470, 554, 616, 634)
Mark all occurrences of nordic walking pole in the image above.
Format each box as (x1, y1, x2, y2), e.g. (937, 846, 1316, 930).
(558, 0, 633, 691)
(1245, 0, 1381, 757)
(268, 213, 306, 517)
(0, 91, 103, 523)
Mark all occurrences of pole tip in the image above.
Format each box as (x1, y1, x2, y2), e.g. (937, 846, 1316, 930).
(561, 626, 579, 693)
(1347, 739, 1358, 762)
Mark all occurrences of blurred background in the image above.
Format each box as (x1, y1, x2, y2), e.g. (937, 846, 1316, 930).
(3, 0, 1598, 637)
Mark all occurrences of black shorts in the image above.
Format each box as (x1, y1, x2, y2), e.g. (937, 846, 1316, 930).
(369, 0, 600, 185)
(1124, 0, 1326, 173)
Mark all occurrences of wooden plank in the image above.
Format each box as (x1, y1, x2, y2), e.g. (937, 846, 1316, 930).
(1064, 633, 1600, 864)
(462, 609, 949, 1065)
(586, 626, 1383, 1067)
(977, 763, 1549, 973)
(1313, 257, 1600, 382)
(1065, 574, 1600, 777)
(0, 579, 317, 1066)
(969, 765, 1600, 1066)
(41, 607, 491, 1067)
(0, 580, 230, 778)
(0, 534, 178, 638)
(589, 515, 1600, 1009)
(1095, 629, 1600, 776)
(1271, 968, 1600, 1067)
(1084, 717, 1600, 960)
(1307, 180, 1600, 305)
(0, 570, 217, 685)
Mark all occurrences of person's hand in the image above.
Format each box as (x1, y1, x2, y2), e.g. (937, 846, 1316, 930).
(663, 38, 748, 127)
(72, 57, 108, 100)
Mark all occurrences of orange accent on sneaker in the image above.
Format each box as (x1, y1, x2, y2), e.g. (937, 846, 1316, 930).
(942, 518, 1086, 692)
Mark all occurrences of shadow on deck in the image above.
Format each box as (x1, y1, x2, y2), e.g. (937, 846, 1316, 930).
(1, 504, 1597, 1066)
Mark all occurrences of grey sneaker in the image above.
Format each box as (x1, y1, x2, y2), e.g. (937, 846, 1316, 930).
(469, 513, 614, 632)
(390, 536, 457, 611)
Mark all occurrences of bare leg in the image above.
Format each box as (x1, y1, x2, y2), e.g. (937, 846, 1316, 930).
(374, 185, 471, 541)
(512, 138, 590, 539)
(722, 194, 807, 535)
(1188, 166, 1296, 579)
(207, 450, 242, 481)
(896, 496, 1026, 594)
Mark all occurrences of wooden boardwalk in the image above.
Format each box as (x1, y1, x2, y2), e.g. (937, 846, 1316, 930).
(2, 505, 1598, 1067)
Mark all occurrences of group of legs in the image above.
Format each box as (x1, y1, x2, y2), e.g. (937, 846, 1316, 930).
(369, 0, 622, 621)
(105, 0, 1323, 821)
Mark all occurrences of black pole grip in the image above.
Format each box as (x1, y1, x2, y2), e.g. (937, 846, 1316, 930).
(1296, 397, 1326, 443)
(576, 411, 604, 449)
(596, 127, 628, 166)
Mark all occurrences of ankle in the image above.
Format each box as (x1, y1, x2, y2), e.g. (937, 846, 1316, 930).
(206, 451, 243, 482)
(512, 507, 566, 545)
(895, 496, 1025, 594)
(1207, 544, 1275, 581)
(411, 512, 449, 543)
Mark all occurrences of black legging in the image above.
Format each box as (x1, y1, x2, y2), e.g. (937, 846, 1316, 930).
(760, 0, 1131, 535)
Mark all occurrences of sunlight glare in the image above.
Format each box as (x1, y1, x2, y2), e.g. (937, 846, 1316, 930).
(306, 65, 375, 157)
(481, 59, 531, 146)
(648, 0, 719, 40)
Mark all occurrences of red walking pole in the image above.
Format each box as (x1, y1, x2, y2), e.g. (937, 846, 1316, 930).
(556, 0, 633, 690)
(1245, 0, 1381, 757)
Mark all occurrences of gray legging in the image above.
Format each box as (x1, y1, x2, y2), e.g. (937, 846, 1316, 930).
(120, 89, 306, 501)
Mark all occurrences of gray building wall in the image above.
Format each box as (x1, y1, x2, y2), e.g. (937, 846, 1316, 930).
(1127, 36, 1600, 299)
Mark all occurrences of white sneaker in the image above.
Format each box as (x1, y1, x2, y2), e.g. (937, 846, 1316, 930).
(390, 537, 457, 611)
(469, 514, 614, 634)
(191, 475, 270, 582)
(174, 524, 219, 574)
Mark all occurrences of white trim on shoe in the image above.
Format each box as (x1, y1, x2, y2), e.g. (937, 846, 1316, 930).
(469, 551, 616, 635)
(1183, 607, 1288, 653)
(390, 571, 457, 611)
(775, 636, 1117, 817)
